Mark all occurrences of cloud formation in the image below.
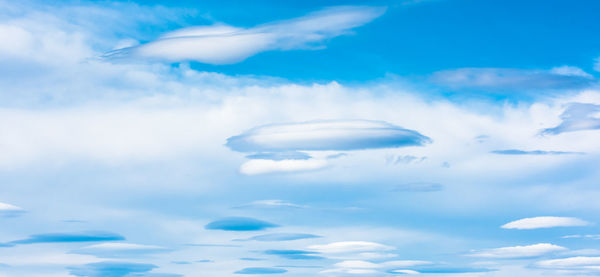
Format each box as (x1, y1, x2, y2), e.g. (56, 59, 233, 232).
(205, 217, 278, 231)
(491, 149, 584, 155)
(502, 217, 591, 229)
(0, 202, 25, 217)
(227, 120, 431, 153)
(9, 231, 125, 244)
(542, 103, 600, 135)
(469, 243, 566, 258)
(536, 256, 600, 273)
(104, 6, 385, 64)
(431, 67, 596, 90)
(68, 261, 180, 277)
(307, 241, 394, 254)
(235, 267, 288, 274)
(243, 233, 320, 242)
(264, 249, 324, 260)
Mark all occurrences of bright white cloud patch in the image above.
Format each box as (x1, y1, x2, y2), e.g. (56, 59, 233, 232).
(536, 256, 600, 272)
(239, 158, 329, 175)
(307, 241, 395, 254)
(502, 216, 591, 229)
(469, 243, 566, 258)
(104, 6, 385, 64)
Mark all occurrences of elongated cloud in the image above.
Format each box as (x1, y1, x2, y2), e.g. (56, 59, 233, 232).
(542, 103, 600, 135)
(0, 202, 25, 217)
(68, 261, 181, 277)
(536, 256, 600, 270)
(502, 217, 591, 229)
(227, 120, 431, 153)
(71, 242, 170, 258)
(205, 217, 278, 231)
(9, 231, 125, 244)
(431, 67, 595, 90)
(491, 149, 584, 155)
(235, 267, 287, 274)
(104, 6, 385, 64)
(308, 241, 395, 254)
(469, 243, 566, 258)
(243, 233, 320, 242)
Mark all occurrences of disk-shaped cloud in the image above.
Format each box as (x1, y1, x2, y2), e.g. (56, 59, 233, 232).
(502, 216, 590, 230)
(205, 217, 278, 231)
(104, 6, 385, 64)
(226, 120, 431, 153)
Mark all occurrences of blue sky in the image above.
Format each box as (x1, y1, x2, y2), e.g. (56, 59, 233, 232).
(1, 0, 600, 276)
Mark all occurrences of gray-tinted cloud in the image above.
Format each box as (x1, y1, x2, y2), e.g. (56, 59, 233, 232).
(542, 103, 600, 135)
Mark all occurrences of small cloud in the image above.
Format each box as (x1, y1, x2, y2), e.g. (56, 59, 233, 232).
(307, 241, 395, 254)
(491, 149, 584, 155)
(535, 256, 600, 273)
(68, 261, 181, 277)
(10, 231, 125, 244)
(246, 151, 312, 161)
(235, 267, 288, 274)
(70, 242, 170, 258)
(242, 233, 320, 242)
(502, 216, 591, 230)
(542, 103, 600, 135)
(562, 234, 600, 240)
(393, 182, 443, 192)
(386, 155, 427, 165)
(431, 67, 595, 90)
(234, 200, 307, 209)
(205, 217, 278, 231)
(240, 158, 329, 175)
(468, 243, 566, 258)
(104, 6, 385, 64)
(0, 202, 25, 217)
(404, 267, 496, 274)
(227, 120, 431, 153)
(264, 249, 324, 260)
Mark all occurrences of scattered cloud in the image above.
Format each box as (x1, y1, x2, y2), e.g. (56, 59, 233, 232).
(491, 149, 584, 155)
(0, 202, 25, 217)
(542, 103, 600, 135)
(386, 155, 427, 165)
(235, 267, 288, 274)
(535, 256, 600, 273)
(9, 231, 125, 244)
(227, 120, 431, 153)
(234, 200, 307, 209)
(562, 234, 600, 240)
(468, 243, 566, 258)
(502, 217, 591, 230)
(393, 182, 443, 192)
(242, 233, 320, 242)
(264, 249, 324, 260)
(246, 151, 312, 161)
(307, 241, 395, 254)
(205, 217, 278, 231)
(431, 67, 596, 90)
(104, 6, 385, 64)
(70, 242, 170, 258)
(68, 261, 180, 277)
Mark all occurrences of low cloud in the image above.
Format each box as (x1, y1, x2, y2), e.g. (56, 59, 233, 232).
(502, 216, 591, 230)
(205, 217, 278, 231)
(307, 241, 395, 254)
(104, 6, 385, 64)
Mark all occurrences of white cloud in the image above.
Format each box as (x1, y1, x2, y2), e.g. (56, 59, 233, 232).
(307, 241, 395, 254)
(105, 6, 385, 64)
(469, 243, 566, 258)
(0, 202, 23, 211)
(536, 256, 600, 271)
(239, 158, 328, 175)
(502, 217, 591, 229)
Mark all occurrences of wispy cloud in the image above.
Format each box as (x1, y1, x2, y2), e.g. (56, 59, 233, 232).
(431, 66, 595, 90)
(205, 217, 278, 231)
(502, 217, 591, 230)
(104, 6, 385, 64)
(468, 243, 566, 258)
(0, 202, 25, 217)
(491, 149, 584, 155)
(8, 231, 125, 245)
(68, 261, 180, 277)
(535, 256, 600, 273)
(264, 249, 324, 260)
(70, 242, 170, 258)
(241, 233, 320, 242)
(307, 241, 395, 255)
(235, 267, 288, 274)
(542, 103, 600, 135)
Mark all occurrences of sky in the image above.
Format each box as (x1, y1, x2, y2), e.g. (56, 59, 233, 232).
(1, 0, 600, 276)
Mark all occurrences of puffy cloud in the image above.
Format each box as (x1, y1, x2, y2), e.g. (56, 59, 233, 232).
(468, 243, 566, 258)
(235, 267, 288, 274)
(431, 67, 596, 90)
(9, 231, 125, 244)
(205, 217, 278, 231)
(0, 202, 25, 217)
(491, 149, 584, 155)
(501, 216, 591, 229)
(226, 120, 431, 153)
(105, 6, 385, 64)
(542, 103, 600, 135)
(70, 242, 170, 258)
(242, 233, 320, 242)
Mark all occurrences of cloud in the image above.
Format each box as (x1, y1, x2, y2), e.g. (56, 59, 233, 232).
(235, 267, 288, 274)
(9, 231, 125, 244)
(431, 67, 595, 90)
(264, 249, 324, 260)
(468, 243, 566, 258)
(535, 256, 600, 272)
(393, 182, 443, 192)
(246, 151, 312, 161)
(542, 103, 600, 135)
(68, 261, 181, 277)
(70, 242, 170, 258)
(501, 216, 591, 229)
(307, 241, 395, 254)
(234, 200, 307, 209)
(562, 234, 600, 240)
(104, 6, 385, 64)
(595, 57, 600, 72)
(240, 158, 329, 175)
(205, 217, 278, 231)
(491, 149, 584, 155)
(0, 202, 25, 217)
(243, 233, 320, 242)
(226, 120, 431, 153)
